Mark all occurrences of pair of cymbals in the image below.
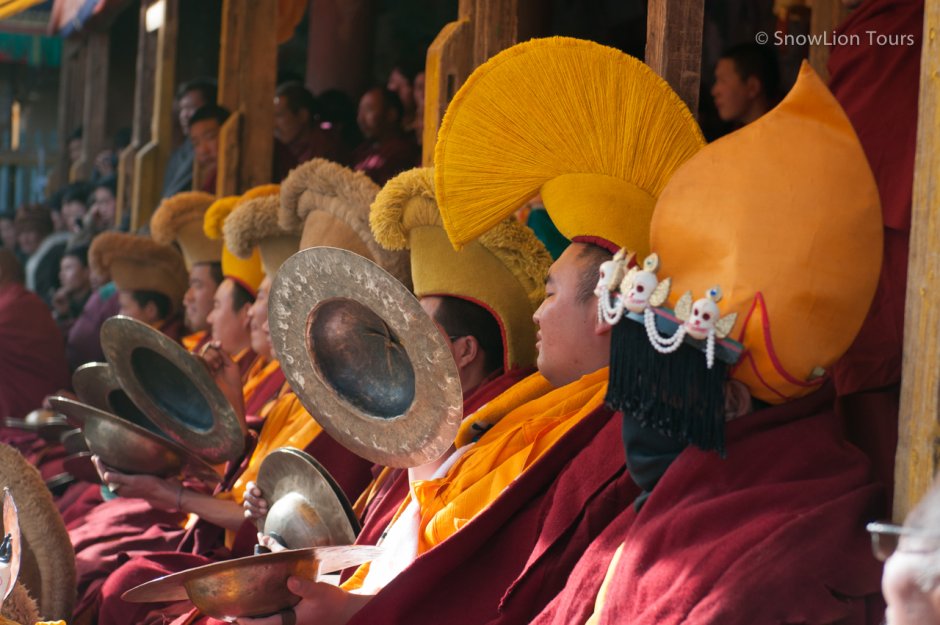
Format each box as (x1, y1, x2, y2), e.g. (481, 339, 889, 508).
(97, 316, 247, 465)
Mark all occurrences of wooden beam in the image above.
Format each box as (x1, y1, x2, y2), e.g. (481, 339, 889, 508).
(54, 37, 84, 189)
(808, 0, 849, 83)
(422, 18, 473, 164)
(217, 0, 277, 194)
(131, 0, 179, 231)
(75, 31, 110, 182)
(645, 0, 704, 116)
(470, 0, 518, 67)
(895, 0, 940, 521)
(117, 0, 158, 230)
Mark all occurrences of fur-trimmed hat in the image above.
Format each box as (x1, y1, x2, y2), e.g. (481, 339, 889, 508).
(89, 232, 188, 313)
(223, 185, 300, 277)
(372, 167, 551, 369)
(150, 191, 222, 269)
(280, 158, 411, 288)
(204, 195, 265, 294)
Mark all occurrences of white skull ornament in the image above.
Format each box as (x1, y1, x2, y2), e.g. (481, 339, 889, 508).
(685, 296, 722, 340)
(594, 258, 625, 298)
(622, 269, 659, 314)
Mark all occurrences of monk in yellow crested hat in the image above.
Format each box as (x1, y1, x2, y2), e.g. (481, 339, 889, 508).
(279, 157, 411, 289)
(543, 61, 885, 625)
(336, 167, 553, 560)
(89, 232, 189, 342)
(204, 195, 265, 296)
(247, 37, 708, 625)
(150, 190, 223, 350)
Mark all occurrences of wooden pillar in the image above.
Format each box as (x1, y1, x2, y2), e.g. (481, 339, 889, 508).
(55, 37, 85, 188)
(131, 0, 179, 231)
(74, 31, 110, 181)
(808, 0, 849, 83)
(645, 0, 704, 116)
(117, 0, 158, 230)
(422, 0, 522, 164)
(216, 0, 277, 195)
(894, 0, 940, 521)
(305, 0, 374, 100)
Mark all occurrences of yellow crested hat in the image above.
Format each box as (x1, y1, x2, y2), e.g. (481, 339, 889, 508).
(149, 191, 222, 269)
(647, 62, 882, 404)
(434, 37, 704, 256)
(280, 158, 411, 288)
(223, 184, 300, 277)
(371, 167, 552, 370)
(204, 195, 265, 295)
(89, 232, 189, 314)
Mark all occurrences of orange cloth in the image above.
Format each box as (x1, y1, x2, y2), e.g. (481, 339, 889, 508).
(241, 357, 281, 407)
(343, 368, 608, 590)
(415, 367, 607, 552)
(182, 331, 207, 352)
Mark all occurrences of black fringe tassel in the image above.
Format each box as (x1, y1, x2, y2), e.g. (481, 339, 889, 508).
(606, 318, 728, 456)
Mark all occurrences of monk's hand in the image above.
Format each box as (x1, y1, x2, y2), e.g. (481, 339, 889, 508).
(199, 341, 245, 420)
(243, 481, 269, 527)
(235, 577, 369, 625)
(96, 461, 183, 511)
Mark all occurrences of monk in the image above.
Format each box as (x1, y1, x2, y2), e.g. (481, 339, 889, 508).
(0, 249, 69, 419)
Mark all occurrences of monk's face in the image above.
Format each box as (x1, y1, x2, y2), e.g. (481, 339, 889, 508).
(248, 276, 273, 359)
(207, 278, 251, 354)
(190, 119, 221, 170)
(532, 243, 610, 388)
(183, 263, 218, 333)
(178, 89, 206, 135)
(711, 58, 759, 123)
(273, 96, 309, 144)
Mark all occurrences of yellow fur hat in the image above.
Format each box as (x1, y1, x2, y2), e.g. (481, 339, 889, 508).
(223, 184, 300, 277)
(371, 167, 551, 370)
(280, 158, 412, 289)
(89, 232, 188, 314)
(150, 191, 222, 269)
(434, 37, 705, 256)
(204, 195, 265, 294)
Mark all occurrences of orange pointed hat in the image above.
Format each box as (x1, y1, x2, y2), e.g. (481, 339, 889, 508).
(602, 63, 882, 451)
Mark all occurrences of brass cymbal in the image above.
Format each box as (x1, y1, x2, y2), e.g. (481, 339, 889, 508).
(99, 316, 246, 464)
(47, 396, 220, 487)
(257, 448, 358, 549)
(269, 247, 463, 468)
(72, 362, 162, 436)
(121, 545, 382, 620)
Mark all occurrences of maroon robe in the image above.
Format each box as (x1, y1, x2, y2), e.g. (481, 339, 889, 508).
(273, 127, 347, 181)
(827, 0, 922, 506)
(351, 134, 420, 185)
(533, 386, 884, 625)
(174, 399, 636, 625)
(66, 282, 120, 372)
(354, 368, 534, 551)
(95, 408, 374, 625)
(0, 282, 69, 419)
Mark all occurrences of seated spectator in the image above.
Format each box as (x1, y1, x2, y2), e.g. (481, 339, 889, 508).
(387, 59, 421, 131)
(272, 81, 346, 179)
(52, 245, 92, 337)
(875, 477, 940, 625)
(711, 43, 779, 127)
(163, 79, 217, 198)
(81, 176, 119, 235)
(60, 181, 92, 234)
(189, 105, 231, 194)
(65, 264, 120, 373)
(351, 87, 420, 185)
(13, 205, 53, 264)
(0, 249, 69, 419)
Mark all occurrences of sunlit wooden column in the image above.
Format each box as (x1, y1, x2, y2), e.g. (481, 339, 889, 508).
(645, 0, 704, 116)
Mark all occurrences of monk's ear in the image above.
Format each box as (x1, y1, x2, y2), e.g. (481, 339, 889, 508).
(724, 379, 753, 421)
(453, 335, 480, 370)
